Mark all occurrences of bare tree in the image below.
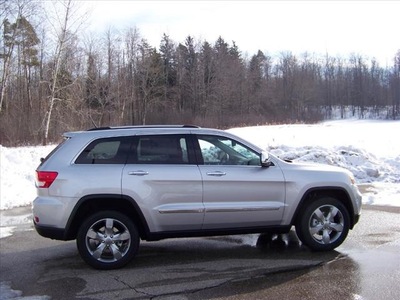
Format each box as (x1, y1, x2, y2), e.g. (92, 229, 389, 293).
(391, 51, 400, 119)
(1, 8, 400, 147)
(135, 40, 163, 124)
(159, 33, 177, 108)
(1, 1, 23, 112)
(0, 0, 41, 113)
(176, 35, 199, 117)
(123, 26, 140, 123)
(42, 0, 87, 144)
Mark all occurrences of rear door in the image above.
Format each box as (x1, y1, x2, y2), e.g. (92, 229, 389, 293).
(195, 134, 286, 229)
(122, 134, 204, 232)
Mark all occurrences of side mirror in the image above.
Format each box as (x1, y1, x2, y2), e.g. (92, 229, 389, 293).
(261, 151, 274, 167)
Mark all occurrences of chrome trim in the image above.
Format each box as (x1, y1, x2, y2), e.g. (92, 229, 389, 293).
(158, 208, 205, 214)
(156, 204, 205, 214)
(205, 202, 283, 213)
(205, 207, 281, 213)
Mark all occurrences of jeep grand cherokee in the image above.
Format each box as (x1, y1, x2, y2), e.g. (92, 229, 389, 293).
(33, 125, 362, 269)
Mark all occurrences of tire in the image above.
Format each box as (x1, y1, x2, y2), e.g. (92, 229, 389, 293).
(295, 197, 350, 251)
(76, 211, 139, 269)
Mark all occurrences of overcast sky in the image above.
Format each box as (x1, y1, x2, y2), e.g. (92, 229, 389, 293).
(86, 0, 400, 65)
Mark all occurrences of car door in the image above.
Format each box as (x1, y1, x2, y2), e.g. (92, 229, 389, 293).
(195, 134, 286, 230)
(121, 134, 204, 233)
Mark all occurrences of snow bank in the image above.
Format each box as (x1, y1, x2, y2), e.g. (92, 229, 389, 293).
(0, 145, 55, 210)
(229, 120, 400, 207)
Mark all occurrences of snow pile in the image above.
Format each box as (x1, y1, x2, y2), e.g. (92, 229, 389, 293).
(268, 145, 398, 184)
(0, 145, 56, 210)
(229, 120, 400, 207)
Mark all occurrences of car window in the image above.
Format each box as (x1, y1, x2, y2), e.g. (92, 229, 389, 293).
(75, 137, 131, 164)
(197, 135, 260, 166)
(134, 135, 189, 164)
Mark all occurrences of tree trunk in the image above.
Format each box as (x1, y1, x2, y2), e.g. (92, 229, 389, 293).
(43, 0, 71, 145)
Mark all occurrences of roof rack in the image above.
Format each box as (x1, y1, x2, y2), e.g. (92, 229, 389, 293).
(87, 125, 200, 131)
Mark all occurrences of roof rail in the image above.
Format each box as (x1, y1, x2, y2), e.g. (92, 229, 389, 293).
(87, 125, 200, 131)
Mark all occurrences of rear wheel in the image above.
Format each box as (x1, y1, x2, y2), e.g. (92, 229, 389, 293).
(295, 197, 350, 251)
(77, 211, 139, 269)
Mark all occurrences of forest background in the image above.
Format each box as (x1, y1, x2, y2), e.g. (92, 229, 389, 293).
(1, 0, 399, 146)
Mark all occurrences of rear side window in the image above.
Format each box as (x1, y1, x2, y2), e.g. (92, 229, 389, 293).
(75, 137, 131, 164)
(131, 135, 189, 164)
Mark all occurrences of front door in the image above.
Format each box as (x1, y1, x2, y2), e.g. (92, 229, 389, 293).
(196, 135, 286, 230)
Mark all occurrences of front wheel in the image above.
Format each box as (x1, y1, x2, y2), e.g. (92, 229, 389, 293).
(77, 211, 139, 269)
(295, 197, 350, 251)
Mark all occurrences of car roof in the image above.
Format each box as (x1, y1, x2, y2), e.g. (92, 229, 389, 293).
(86, 124, 200, 131)
(63, 125, 227, 139)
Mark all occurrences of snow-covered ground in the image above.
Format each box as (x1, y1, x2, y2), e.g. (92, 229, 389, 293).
(0, 119, 399, 238)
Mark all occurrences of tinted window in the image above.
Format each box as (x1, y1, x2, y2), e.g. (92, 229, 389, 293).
(134, 135, 189, 164)
(197, 135, 260, 166)
(75, 137, 131, 164)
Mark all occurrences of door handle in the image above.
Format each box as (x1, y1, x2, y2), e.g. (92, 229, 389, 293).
(206, 171, 226, 177)
(128, 170, 149, 176)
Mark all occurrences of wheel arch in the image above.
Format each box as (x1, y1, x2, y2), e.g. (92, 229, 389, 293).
(291, 187, 356, 229)
(64, 194, 150, 240)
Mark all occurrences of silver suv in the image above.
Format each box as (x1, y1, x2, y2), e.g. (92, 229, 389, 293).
(33, 125, 362, 269)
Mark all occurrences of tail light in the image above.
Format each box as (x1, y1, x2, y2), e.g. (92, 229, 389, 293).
(36, 171, 58, 188)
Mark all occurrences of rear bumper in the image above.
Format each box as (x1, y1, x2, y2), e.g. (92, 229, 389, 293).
(34, 221, 68, 241)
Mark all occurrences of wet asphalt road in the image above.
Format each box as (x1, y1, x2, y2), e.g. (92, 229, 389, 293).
(0, 205, 399, 300)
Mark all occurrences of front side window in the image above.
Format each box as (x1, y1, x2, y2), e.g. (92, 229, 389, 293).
(197, 135, 260, 166)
